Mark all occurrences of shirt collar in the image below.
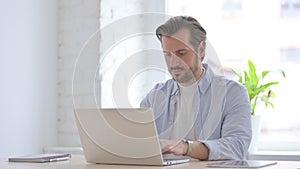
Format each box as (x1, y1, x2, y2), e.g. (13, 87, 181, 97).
(198, 63, 212, 94)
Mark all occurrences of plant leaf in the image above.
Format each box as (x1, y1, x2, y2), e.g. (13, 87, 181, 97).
(231, 68, 243, 83)
(260, 82, 279, 89)
(262, 71, 270, 78)
(248, 60, 259, 87)
(264, 100, 275, 109)
(279, 70, 286, 78)
(244, 70, 250, 84)
(254, 82, 279, 96)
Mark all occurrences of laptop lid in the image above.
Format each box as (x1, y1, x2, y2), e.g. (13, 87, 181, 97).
(74, 108, 189, 166)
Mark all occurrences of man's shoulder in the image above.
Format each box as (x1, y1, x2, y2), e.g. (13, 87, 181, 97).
(210, 73, 246, 92)
(205, 64, 241, 85)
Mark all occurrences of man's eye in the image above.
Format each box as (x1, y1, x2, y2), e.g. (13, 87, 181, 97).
(177, 50, 187, 56)
(163, 52, 172, 57)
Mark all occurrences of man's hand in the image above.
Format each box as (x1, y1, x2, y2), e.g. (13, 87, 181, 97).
(159, 139, 209, 160)
(160, 139, 188, 156)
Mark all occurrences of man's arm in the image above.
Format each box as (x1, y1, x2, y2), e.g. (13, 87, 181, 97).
(203, 83, 252, 160)
(160, 139, 209, 160)
(160, 82, 252, 160)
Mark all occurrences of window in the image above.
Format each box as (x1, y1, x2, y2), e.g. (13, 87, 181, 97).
(167, 0, 300, 151)
(257, 48, 300, 150)
(281, 48, 300, 62)
(222, 0, 243, 17)
(99, 0, 168, 108)
(281, 0, 300, 18)
(98, 0, 300, 152)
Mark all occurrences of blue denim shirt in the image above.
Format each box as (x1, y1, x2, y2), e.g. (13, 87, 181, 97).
(140, 64, 252, 160)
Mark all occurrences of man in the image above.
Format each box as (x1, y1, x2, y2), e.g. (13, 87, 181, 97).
(140, 16, 252, 160)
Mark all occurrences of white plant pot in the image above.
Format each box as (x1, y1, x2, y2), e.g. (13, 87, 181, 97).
(248, 115, 262, 154)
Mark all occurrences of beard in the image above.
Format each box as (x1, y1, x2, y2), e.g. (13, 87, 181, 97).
(170, 57, 200, 84)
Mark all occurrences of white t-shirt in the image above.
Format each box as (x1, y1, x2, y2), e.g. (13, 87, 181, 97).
(171, 82, 198, 140)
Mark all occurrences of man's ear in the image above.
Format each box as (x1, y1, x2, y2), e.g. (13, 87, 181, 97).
(198, 41, 206, 60)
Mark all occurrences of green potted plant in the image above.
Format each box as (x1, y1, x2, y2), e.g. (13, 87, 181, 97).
(231, 59, 286, 153)
(231, 60, 286, 115)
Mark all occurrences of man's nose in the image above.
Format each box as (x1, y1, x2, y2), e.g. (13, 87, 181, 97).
(169, 54, 180, 66)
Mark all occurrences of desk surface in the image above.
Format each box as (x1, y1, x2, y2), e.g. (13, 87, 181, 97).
(1, 155, 300, 169)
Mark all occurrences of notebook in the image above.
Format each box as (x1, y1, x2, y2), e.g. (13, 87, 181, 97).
(8, 154, 71, 163)
(74, 108, 189, 166)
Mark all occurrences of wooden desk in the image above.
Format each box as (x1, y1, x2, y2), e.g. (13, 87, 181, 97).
(1, 155, 300, 169)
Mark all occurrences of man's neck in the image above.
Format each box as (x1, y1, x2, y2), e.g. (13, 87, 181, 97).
(179, 67, 205, 87)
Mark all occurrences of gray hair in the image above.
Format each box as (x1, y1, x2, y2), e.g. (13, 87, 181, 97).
(156, 16, 207, 55)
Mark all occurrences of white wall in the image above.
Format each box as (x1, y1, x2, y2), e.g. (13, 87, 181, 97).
(57, 0, 101, 147)
(0, 0, 57, 157)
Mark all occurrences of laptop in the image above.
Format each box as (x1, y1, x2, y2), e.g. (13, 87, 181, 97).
(74, 108, 189, 166)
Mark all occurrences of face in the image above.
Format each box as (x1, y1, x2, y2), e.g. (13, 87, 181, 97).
(161, 28, 204, 86)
